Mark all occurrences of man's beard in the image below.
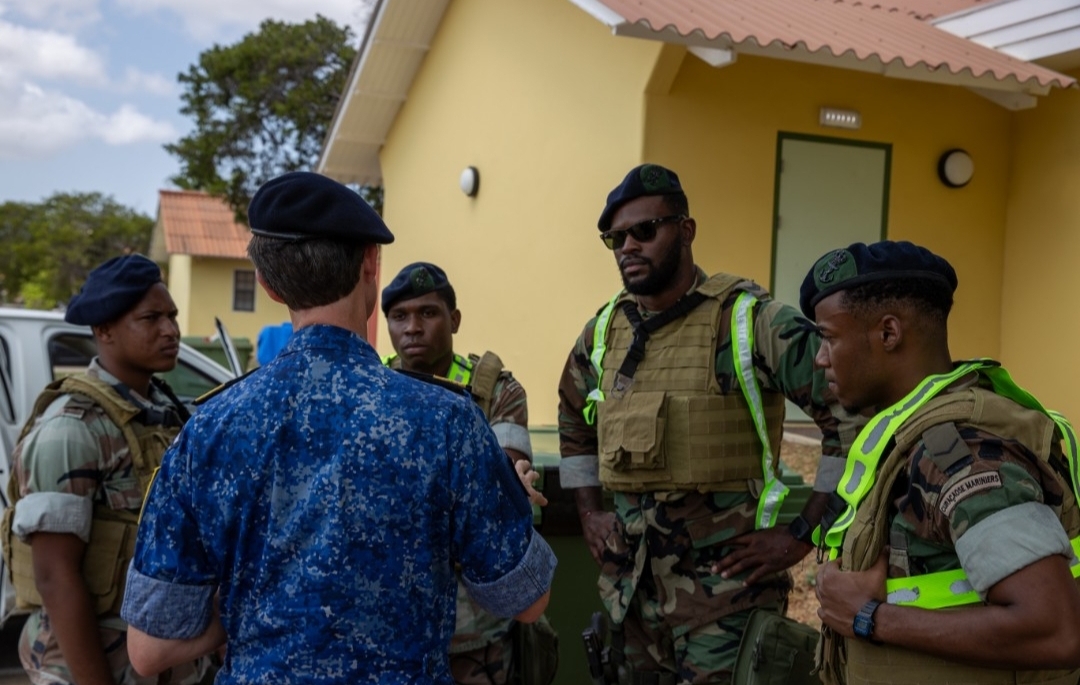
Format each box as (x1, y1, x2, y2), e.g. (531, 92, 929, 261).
(621, 239, 683, 296)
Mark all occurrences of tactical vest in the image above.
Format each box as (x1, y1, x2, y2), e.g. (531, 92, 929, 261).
(384, 351, 504, 420)
(1, 374, 181, 616)
(593, 274, 785, 496)
(819, 367, 1080, 685)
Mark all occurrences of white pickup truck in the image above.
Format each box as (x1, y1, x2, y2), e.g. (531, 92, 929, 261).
(0, 307, 235, 624)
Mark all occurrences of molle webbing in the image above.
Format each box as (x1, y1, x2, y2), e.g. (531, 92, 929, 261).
(597, 275, 784, 492)
(466, 351, 504, 420)
(611, 292, 709, 394)
(3, 373, 178, 616)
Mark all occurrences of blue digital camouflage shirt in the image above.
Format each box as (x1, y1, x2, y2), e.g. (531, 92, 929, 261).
(122, 325, 556, 685)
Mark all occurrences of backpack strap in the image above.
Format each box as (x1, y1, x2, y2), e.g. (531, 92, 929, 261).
(468, 351, 504, 419)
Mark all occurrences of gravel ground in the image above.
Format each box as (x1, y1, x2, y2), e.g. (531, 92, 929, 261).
(780, 437, 824, 629)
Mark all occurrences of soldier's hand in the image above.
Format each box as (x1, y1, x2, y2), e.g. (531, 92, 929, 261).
(815, 551, 888, 638)
(581, 510, 618, 566)
(515, 460, 549, 507)
(710, 527, 813, 585)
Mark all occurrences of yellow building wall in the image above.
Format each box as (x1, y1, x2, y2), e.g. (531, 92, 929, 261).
(167, 254, 193, 334)
(377, 0, 1016, 425)
(379, 0, 664, 425)
(644, 53, 1012, 365)
(1001, 69, 1080, 422)
(172, 256, 289, 353)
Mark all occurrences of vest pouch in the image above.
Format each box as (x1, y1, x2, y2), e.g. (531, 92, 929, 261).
(598, 391, 666, 472)
(732, 609, 819, 685)
(2, 506, 41, 612)
(82, 516, 135, 615)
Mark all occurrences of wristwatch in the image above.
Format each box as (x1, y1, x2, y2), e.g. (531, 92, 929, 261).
(852, 599, 883, 644)
(787, 514, 814, 545)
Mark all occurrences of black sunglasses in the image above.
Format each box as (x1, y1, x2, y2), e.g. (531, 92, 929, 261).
(600, 215, 686, 250)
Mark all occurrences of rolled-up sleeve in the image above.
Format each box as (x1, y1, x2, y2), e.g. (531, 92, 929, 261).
(13, 492, 93, 542)
(462, 530, 556, 617)
(121, 567, 215, 639)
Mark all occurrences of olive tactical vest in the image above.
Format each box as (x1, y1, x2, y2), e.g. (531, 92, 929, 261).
(2, 374, 181, 616)
(384, 351, 504, 420)
(820, 387, 1080, 685)
(596, 274, 785, 493)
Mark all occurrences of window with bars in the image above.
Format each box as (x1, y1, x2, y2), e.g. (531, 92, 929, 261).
(233, 270, 256, 312)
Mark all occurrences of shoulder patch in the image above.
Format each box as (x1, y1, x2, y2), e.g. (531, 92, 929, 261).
(193, 367, 259, 406)
(921, 422, 971, 475)
(939, 471, 1002, 518)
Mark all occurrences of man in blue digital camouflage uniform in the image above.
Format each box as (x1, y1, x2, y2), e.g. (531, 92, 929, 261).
(120, 172, 557, 685)
(807, 241, 1080, 685)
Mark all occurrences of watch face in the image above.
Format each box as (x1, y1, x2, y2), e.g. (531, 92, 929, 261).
(853, 613, 873, 638)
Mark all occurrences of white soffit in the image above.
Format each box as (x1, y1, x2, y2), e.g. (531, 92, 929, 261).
(935, 0, 1080, 63)
(318, 0, 452, 186)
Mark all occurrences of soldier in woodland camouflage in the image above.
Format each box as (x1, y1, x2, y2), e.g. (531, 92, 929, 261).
(557, 164, 851, 684)
(807, 240, 1080, 685)
(5, 254, 215, 685)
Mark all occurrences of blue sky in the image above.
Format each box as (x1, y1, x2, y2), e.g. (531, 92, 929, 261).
(0, 0, 372, 215)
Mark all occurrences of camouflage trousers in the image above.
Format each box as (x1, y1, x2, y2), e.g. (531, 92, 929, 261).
(19, 610, 217, 685)
(449, 635, 512, 685)
(600, 490, 791, 685)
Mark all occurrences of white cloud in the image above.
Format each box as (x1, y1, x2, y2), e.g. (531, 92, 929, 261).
(0, 81, 177, 159)
(0, 0, 101, 31)
(117, 67, 176, 96)
(114, 0, 373, 41)
(0, 17, 106, 84)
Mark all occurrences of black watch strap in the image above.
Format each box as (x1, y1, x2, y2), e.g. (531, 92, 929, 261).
(787, 514, 814, 545)
(852, 599, 883, 644)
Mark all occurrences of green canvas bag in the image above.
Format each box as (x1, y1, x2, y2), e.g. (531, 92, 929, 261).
(732, 609, 819, 685)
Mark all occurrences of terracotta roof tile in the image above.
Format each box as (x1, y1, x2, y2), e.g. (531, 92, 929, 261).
(596, 0, 1074, 90)
(156, 190, 250, 259)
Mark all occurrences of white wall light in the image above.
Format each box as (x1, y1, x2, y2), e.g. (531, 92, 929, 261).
(937, 149, 974, 188)
(819, 107, 862, 130)
(460, 166, 480, 197)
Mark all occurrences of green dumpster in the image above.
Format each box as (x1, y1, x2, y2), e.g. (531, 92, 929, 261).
(527, 427, 812, 685)
(181, 335, 253, 373)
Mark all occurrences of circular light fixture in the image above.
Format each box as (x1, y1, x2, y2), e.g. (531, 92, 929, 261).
(459, 166, 479, 197)
(938, 149, 974, 188)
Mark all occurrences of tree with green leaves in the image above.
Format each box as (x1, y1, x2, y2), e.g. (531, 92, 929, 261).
(167, 15, 360, 221)
(0, 193, 154, 308)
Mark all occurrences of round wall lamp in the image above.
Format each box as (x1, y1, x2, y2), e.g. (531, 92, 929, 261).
(459, 166, 480, 197)
(938, 149, 974, 188)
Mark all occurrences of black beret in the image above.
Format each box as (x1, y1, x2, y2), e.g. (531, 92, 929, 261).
(65, 254, 163, 326)
(598, 164, 684, 231)
(381, 262, 451, 314)
(247, 171, 394, 245)
(799, 240, 958, 319)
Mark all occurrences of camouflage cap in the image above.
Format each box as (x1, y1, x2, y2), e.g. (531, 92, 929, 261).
(381, 262, 452, 314)
(800, 240, 958, 319)
(598, 164, 684, 231)
(65, 254, 163, 326)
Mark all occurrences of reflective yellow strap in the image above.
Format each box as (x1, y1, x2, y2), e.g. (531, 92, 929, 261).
(381, 353, 398, 366)
(731, 292, 788, 529)
(447, 355, 473, 385)
(823, 360, 995, 559)
(583, 290, 624, 426)
(886, 536, 1080, 609)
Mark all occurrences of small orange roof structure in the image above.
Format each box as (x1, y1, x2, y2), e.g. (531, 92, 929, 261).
(150, 190, 250, 261)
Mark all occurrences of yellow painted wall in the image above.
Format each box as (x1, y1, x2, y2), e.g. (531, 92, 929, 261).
(644, 54, 1012, 364)
(379, 0, 663, 425)
(170, 256, 289, 351)
(1001, 69, 1080, 422)
(377, 0, 1017, 425)
(167, 254, 193, 334)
